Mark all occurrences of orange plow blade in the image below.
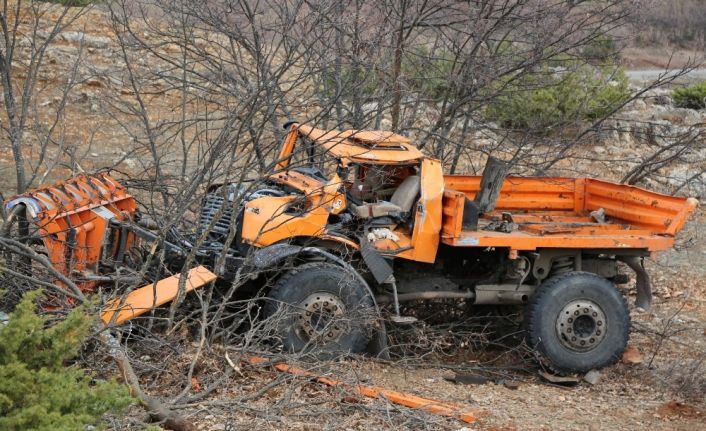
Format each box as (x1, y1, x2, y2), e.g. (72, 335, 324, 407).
(4, 173, 138, 293)
(247, 356, 482, 424)
(101, 266, 217, 325)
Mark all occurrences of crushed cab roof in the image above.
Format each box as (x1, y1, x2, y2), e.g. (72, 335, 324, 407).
(295, 124, 424, 164)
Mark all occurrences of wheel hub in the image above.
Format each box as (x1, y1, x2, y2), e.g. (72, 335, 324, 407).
(555, 299, 607, 351)
(296, 292, 347, 342)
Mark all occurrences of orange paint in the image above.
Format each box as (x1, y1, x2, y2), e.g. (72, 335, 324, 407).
(443, 175, 698, 252)
(8, 124, 698, 327)
(101, 266, 217, 325)
(295, 124, 425, 164)
(5, 173, 138, 293)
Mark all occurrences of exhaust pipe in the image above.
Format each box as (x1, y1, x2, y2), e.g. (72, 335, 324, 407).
(376, 291, 474, 304)
(376, 283, 536, 306)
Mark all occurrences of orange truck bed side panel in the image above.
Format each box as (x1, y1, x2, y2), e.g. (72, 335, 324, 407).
(442, 189, 466, 240)
(446, 230, 676, 251)
(583, 179, 697, 234)
(101, 266, 217, 325)
(445, 176, 579, 211)
(442, 175, 698, 251)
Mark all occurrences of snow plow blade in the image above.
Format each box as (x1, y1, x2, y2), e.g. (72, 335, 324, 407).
(101, 266, 217, 325)
(4, 173, 138, 293)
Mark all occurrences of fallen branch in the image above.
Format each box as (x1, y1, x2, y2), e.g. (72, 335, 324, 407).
(0, 236, 86, 301)
(100, 331, 197, 431)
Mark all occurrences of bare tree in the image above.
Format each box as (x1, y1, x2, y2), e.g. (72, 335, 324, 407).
(0, 1, 93, 193)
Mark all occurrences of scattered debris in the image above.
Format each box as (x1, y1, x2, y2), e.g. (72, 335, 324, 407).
(583, 370, 602, 385)
(224, 351, 245, 378)
(367, 228, 400, 242)
(444, 373, 490, 385)
(656, 401, 702, 419)
(622, 346, 643, 364)
(483, 212, 517, 233)
(247, 356, 483, 424)
(340, 395, 363, 404)
(538, 370, 581, 385)
(590, 207, 607, 223)
(502, 380, 521, 390)
(190, 377, 201, 392)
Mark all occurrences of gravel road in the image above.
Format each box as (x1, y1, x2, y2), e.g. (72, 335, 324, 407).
(626, 68, 706, 83)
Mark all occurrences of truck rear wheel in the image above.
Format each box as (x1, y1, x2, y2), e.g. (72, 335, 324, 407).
(264, 262, 375, 355)
(526, 271, 630, 373)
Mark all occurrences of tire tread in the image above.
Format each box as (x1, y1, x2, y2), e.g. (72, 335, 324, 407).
(526, 271, 630, 373)
(264, 261, 373, 354)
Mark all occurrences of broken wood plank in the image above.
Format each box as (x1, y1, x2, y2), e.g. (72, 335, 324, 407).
(474, 156, 509, 213)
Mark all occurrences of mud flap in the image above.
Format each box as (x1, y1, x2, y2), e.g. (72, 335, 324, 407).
(358, 236, 394, 284)
(619, 256, 652, 310)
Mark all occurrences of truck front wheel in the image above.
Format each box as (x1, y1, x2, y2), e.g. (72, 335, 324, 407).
(264, 262, 375, 355)
(526, 271, 630, 373)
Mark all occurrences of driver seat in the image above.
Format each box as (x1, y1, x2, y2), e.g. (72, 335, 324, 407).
(351, 175, 420, 219)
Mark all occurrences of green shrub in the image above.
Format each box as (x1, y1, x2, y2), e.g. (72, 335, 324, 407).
(403, 47, 456, 100)
(322, 63, 380, 100)
(672, 81, 706, 109)
(0, 292, 131, 431)
(581, 35, 619, 63)
(485, 66, 631, 132)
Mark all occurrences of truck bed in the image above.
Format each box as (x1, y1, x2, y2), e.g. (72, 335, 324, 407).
(441, 176, 698, 252)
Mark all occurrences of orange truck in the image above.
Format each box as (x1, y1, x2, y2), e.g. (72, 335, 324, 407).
(3, 123, 698, 373)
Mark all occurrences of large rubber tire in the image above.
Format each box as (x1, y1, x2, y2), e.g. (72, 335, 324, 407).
(264, 262, 375, 355)
(526, 271, 630, 373)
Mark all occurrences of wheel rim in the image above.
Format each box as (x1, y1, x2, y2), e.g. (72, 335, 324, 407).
(295, 292, 347, 343)
(555, 299, 607, 352)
